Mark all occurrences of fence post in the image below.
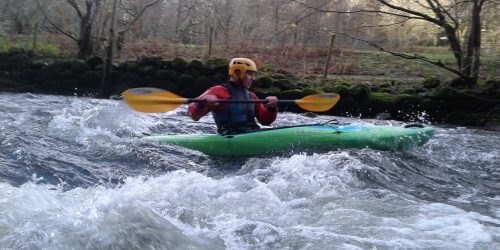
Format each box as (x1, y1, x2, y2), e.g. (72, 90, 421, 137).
(98, 0, 118, 98)
(32, 22, 39, 52)
(324, 33, 336, 78)
(208, 27, 213, 58)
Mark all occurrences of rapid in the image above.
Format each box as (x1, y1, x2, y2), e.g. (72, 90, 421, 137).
(1, 93, 499, 249)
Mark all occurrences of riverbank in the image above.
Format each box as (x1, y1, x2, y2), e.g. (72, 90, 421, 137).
(1, 48, 499, 127)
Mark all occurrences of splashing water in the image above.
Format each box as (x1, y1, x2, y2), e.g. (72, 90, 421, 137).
(0, 93, 499, 249)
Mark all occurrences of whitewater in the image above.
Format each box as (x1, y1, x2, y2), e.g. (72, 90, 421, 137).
(1, 93, 499, 249)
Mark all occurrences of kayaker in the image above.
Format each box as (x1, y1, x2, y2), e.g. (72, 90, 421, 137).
(188, 58, 278, 134)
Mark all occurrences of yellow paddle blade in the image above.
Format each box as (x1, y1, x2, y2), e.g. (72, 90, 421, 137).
(295, 93, 340, 112)
(122, 87, 188, 113)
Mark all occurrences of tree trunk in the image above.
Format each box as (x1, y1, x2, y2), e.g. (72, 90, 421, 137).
(98, 0, 118, 98)
(462, 0, 483, 83)
(443, 23, 463, 71)
(77, 17, 94, 59)
(75, 1, 96, 59)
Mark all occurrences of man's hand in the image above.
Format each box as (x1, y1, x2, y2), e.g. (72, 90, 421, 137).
(200, 94, 219, 108)
(265, 96, 278, 109)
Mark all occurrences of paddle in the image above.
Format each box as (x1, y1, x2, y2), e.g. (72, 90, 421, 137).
(122, 87, 340, 113)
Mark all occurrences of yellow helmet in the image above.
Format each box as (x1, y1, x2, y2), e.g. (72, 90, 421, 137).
(228, 58, 257, 79)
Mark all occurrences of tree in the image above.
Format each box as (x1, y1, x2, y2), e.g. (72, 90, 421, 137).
(115, 0, 162, 56)
(65, 0, 102, 59)
(37, 0, 103, 59)
(293, 0, 500, 84)
(374, 0, 493, 84)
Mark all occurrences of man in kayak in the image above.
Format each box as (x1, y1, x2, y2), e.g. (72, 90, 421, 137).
(188, 58, 278, 134)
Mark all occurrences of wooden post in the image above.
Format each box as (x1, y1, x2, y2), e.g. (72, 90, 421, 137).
(208, 27, 213, 58)
(99, 0, 118, 98)
(324, 33, 336, 78)
(32, 22, 39, 52)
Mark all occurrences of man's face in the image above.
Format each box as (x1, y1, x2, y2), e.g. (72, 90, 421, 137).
(240, 71, 256, 89)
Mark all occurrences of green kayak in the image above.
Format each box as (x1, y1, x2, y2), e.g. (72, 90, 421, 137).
(146, 124, 435, 157)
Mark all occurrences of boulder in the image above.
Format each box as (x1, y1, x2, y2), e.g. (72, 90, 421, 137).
(444, 111, 488, 126)
(254, 75, 273, 88)
(155, 69, 178, 82)
(302, 87, 324, 95)
(118, 61, 139, 72)
(346, 83, 371, 100)
(272, 78, 295, 90)
(422, 76, 441, 89)
(137, 56, 164, 67)
(400, 87, 417, 95)
(79, 71, 101, 88)
(253, 87, 281, 98)
(9, 53, 32, 69)
(177, 74, 195, 94)
(279, 89, 304, 99)
(367, 92, 393, 113)
(171, 57, 188, 72)
(188, 59, 204, 70)
(394, 94, 420, 109)
(68, 60, 90, 74)
(86, 56, 103, 70)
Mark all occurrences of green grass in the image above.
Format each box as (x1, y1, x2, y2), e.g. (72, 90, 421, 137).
(0, 36, 68, 57)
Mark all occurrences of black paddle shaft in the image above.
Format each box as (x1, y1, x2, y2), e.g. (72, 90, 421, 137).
(187, 99, 295, 104)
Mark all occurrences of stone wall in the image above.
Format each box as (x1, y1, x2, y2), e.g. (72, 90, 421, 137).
(1, 48, 499, 127)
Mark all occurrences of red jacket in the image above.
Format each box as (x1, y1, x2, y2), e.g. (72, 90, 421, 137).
(188, 84, 277, 126)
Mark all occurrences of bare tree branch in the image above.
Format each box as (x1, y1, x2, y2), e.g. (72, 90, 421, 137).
(118, 0, 162, 34)
(340, 32, 468, 79)
(35, 0, 77, 41)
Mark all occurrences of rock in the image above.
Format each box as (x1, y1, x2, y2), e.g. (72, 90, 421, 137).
(187, 75, 213, 96)
(86, 56, 103, 70)
(205, 58, 229, 73)
(0, 77, 21, 90)
(484, 120, 500, 131)
(118, 61, 139, 72)
(379, 83, 391, 88)
(368, 92, 393, 113)
(444, 111, 487, 126)
(79, 71, 101, 88)
(137, 55, 163, 67)
(427, 85, 459, 100)
(188, 59, 204, 70)
(400, 87, 417, 95)
(450, 78, 472, 87)
(394, 94, 420, 108)
(254, 75, 273, 88)
(9, 53, 32, 69)
(320, 84, 348, 95)
(347, 83, 371, 99)
(272, 78, 294, 90)
(252, 87, 281, 97)
(68, 60, 90, 74)
(422, 76, 441, 88)
(302, 87, 324, 95)
(379, 87, 391, 93)
(280, 89, 304, 99)
(8, 47, 26, 55)
(483, 80, 500, 91)
(137, 65, 156, 76)
(171, 57, 188, 72)
(177, 74, 195, 94)
(155, 69, 178, 81)
(116, 72, 142, 87)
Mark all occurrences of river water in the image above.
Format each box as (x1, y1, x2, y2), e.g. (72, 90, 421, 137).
(0, 93, 499, 249)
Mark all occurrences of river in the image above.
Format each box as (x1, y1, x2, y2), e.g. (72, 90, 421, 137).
(1, 93, 499, 249)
